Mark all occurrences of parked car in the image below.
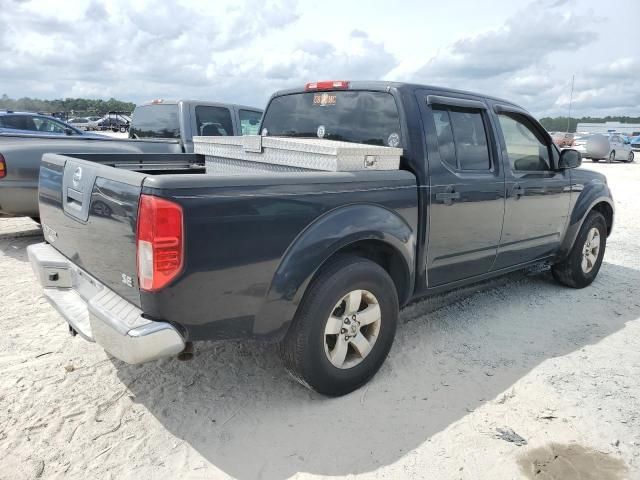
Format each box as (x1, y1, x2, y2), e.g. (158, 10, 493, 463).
(629, 136, 640, 152)
(67, 117, 92, 131)
(96, 116, 129, 133)
(549, 131, 574, 147)
(27, 81, 613, 397)
(0, 111, 91, 136)
(572, 134, 610, 161)
(85, 116, 102, 130)
(0, 100, 262, 217)
(604, 134, 634, 163)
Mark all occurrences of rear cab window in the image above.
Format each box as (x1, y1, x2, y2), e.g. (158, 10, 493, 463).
(130, 104, 181, 138)
(0, 115, 38, 131)
(195, 106, 233, 136)
(432, 106, 491, 171)
(261, 90, 403, 147)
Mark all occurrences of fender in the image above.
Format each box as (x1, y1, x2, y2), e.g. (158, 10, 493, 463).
(558, 177, 614, 259)
(254, 203, 416, 337)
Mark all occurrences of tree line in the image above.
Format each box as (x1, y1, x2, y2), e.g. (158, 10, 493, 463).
(0, 94, 136, 116)
(539, 116, 640, 133)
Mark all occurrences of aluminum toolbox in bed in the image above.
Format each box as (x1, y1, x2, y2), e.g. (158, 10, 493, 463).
(194, 135, 402, 175)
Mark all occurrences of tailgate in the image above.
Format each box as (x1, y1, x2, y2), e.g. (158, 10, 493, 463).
(38, 153, 144, 306)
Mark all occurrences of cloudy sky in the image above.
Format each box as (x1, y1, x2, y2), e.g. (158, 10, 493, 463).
(0, 0, 638, 117)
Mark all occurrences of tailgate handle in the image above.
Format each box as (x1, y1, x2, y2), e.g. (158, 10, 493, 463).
(66, 188, 84, 210)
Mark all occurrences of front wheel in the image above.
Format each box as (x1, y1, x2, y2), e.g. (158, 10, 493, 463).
(552, 211, 607, 288)
(628, 151, 634, 163)
(280, 255, 399, 396)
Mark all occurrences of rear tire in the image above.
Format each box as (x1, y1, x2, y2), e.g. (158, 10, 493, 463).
(280, 255, 399, 396)
(592, 158, 600, 163)
(552, 211, 607, 288)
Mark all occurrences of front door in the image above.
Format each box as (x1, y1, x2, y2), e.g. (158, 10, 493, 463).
(491, 107, 571, 269)
(421, 94, 506, 287)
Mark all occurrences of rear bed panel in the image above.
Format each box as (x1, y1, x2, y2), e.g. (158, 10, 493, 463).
(39, 154, 143, 306)
(138, 171, 418, 340)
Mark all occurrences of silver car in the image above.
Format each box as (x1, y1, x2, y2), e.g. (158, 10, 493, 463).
(67, 117, 91, 130)
(606, 134, 634, 163)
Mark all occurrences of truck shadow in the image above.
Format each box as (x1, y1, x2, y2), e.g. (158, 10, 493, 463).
(115, 262, 639, 479)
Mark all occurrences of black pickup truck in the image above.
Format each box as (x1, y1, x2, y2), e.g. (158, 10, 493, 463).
(28, 81, 614, 396)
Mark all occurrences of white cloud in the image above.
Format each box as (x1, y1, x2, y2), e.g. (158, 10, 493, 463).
(0, 0, 638, 117)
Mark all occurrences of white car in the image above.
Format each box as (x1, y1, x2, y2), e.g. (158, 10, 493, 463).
(67, 117, 91, 130)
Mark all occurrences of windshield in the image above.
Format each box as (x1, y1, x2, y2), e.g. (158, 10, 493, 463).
(130, 104, 180, 139)
(261, 90, 402, 147)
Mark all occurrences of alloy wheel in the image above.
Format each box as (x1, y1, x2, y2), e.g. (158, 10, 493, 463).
(324, 290, 381, 369)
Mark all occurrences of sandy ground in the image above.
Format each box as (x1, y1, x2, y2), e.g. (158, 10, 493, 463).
(1, 161, 639, 480)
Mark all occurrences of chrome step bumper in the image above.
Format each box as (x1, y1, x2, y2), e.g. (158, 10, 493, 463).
(27, 242, 185, 364)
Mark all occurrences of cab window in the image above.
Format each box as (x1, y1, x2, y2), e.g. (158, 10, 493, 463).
(498, 113, 551, 171)
(195, 106, 233, 136)
(432, 106, 491, 171)
(239, 110, 262, 135)
(32, 117, 68, 134)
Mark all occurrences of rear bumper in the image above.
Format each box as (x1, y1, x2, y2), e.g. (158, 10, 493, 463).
(27, 242, 185, 364)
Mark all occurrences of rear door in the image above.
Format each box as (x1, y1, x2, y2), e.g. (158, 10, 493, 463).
(491, 104, 571, 269)
(419, 92, 506, 286)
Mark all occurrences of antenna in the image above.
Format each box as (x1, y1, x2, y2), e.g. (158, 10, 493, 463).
(567, 74, 575, 132)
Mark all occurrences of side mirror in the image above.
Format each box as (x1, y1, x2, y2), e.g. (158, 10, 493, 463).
(64, 128, 74, 136)
(558, 148, 581, 169)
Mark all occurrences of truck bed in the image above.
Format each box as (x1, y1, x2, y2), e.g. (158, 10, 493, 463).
(37, 151, 418, 340)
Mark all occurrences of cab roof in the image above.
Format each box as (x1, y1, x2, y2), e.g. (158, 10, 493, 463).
(271, 80, 525, 111)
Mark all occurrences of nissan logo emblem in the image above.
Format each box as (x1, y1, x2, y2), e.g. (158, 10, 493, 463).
(72, 166, 82, 188)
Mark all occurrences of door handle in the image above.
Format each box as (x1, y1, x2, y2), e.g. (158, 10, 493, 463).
(512, 184, 525, 199)
(435, 190, 461, 205)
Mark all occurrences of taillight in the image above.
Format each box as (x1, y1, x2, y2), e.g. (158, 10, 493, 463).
(0, 154, 6, 178)
(305, 80, 349, 91)
(136, 194, 183, 292)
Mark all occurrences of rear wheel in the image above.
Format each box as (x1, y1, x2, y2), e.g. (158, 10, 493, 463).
(608, 151, 616, 163)
(552, 211, 607, 288)
(592, 158, 600, 163)
(280, 255, 399, 396)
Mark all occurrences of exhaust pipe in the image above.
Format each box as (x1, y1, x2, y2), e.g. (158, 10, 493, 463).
(177, 341, 194, 361)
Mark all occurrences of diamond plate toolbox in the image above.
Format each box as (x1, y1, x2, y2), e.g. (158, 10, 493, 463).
(194, 135, 402, 174)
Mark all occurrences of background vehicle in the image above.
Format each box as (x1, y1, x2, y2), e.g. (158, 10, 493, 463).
(0, 111, 94, 136)
(85, 116, 102, 130)
(96, 114, 130, 133)
(28, 81, 613, 397)
(629, 136, 640, 152)
(67, 117, 91, 131)
(0, 100, 262, 217)
(605, 134, 634, 163)
(549, 131, 574, 147)
(573, 134, 610, 161)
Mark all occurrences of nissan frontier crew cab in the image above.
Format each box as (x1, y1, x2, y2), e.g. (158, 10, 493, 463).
(28, 81, 614, 397)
